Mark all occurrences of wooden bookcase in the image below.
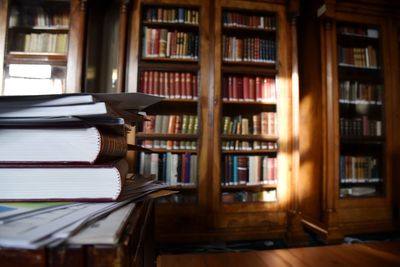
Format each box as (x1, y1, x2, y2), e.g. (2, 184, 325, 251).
(298, 0, 400, 243)
(0, 0, 86, 95)
(127, 0, 211, 242)
(210, 0, 295, 241)
(127, 0, 299, 243)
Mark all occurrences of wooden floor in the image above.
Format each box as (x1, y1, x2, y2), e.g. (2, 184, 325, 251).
(157, 241, 400, 267)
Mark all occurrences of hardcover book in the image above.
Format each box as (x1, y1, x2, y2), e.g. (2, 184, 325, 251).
(0, 126, 127, 163)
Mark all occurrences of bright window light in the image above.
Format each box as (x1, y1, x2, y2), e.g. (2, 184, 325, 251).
(9, 64, 52, 79)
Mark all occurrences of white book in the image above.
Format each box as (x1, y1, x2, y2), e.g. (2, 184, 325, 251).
(0, 126, 126, 163)
(165, 152, 172, 184)
(170, 154, 179, 185)
(0, 159, 128, 201)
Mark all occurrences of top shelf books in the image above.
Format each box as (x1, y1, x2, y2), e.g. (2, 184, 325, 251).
(7, 2, 70, 56)
(222, 10, 276, 64)
(141, 6, 199, 61)
(2, 0, 74, 96)
(337, 24, 380, 69)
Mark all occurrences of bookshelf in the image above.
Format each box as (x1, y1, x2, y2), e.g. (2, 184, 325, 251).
(220, 7, 279, 200)
(136, 4, 201, 201)
(337, 22, 384, 198)
(210, 0, 296, 241)
(127, 0, 210, 242)
(298, 0, 398, 243)
(0, 0, 85, 95)
(127, 0, 298, 243)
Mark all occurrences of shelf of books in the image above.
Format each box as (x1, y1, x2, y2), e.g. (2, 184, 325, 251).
(136, 4, 200, 204)
(220, 8, 279, 204)
(2, 0, 71, 95)
(337, 22, 385, 198)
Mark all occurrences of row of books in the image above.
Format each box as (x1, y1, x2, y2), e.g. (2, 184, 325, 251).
(144, 7, 199, 25)
(338, 26, 379, 38)
(141, 140, 196, 150)
(9, 6, 69, 28)
(339, 155, 380, 183)
(340, 117, 382, 137)
(222, 113, 278, 136)
(222, 140, 278, 151)
(142, 114, 198, 135)
(222, 75, 276, 102)
(222, 155, 278, 186)
(139, 152, 197, 185)
(222, 189, 277, 203)
(339, 81, 383, 105)
(222, 11, 276, 30)
(338, 46, 378, 68)
(339, 186, 378, 197)
(12, 33, 68, 54)
(142, 27, 199, 59)
(139, 71, 198, 99)
(222, 36, 276, 63)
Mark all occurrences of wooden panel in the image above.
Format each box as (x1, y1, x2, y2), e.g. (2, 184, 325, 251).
(213, 210, 286, 228)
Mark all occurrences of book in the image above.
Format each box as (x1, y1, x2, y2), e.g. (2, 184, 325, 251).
(0, 101, 121, 118)
(0, 92, 162, 111)
(0, 159, 130, 201)
(0, 126, 127, 163)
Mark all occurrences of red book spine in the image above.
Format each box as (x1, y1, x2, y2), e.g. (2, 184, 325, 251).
(174, 72, 181, 98)
(256, 77, 262, 101)
(153, 71, 159, 96)
(237, 76, 243, 101)
(186, 73, 192, 99)
(180, 72, 186, 98)
(193, 74, 198, 99)
(163, 72, 169, 97)
(249, 77, 255, 101)
(140, 71, 146, 94)
(159, 72, 164, 97)
(171, 31, 177, 57)
(169, 72, 175, 98)
(155, 29, 160, 56)
(243, 76, 249, 101)
(149, 71, 154, 95)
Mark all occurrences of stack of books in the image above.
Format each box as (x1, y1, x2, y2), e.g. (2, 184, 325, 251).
(0, 92, 168, 249)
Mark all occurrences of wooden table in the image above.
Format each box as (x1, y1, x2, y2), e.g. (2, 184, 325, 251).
(157, 241, 400, 267)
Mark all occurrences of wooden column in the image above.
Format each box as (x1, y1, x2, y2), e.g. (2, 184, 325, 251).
(285, 14, 309, 246)
(320, 18, 342, 243)
(116, 0, 129, 93)
(66, 0, 86, 93)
